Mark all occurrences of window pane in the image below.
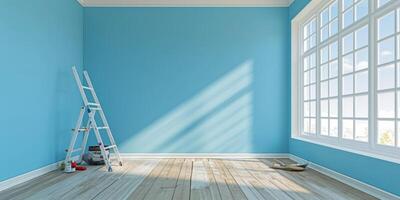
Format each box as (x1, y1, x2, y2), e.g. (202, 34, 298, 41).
(330, 99, 338, 117)
(355, 95, 368, 118)
(310, 34, 316, 48)
(321, 64, 329, 80)
(304, 118, 310, 133)
(321, 8, 330, 26)
(355, 48, 368, 71)
(330, 42, 338, 59)
(378, 37, 395, 65)
(378, 120, 395, 146)
(343, 53, 354, 74)
(310, 68, 316, 83)
(310, 118, 316, 133)
(310, 53, 316, 67)
(304, 71, 309, 85)
(321, 46, 329, 63)
(343, 96, 354, 117)
(355, 71, 368, 93)
(398, 35, 400, 60)
(304, 102, 310, 117)
(378, 0, 391, 8)
(343, 0, 353, 11)
(343, 33, 354, 54)
(321, 100, 329, 117)
(330, 78, 338, 96)
(378, 92, 395, 118)
(329, 61, 338, 78)
(378, 64, 395, 90)
(330, 19, 338, 36)
(304, 86, 309, 101)
(378, 11, 395, 40)
(355, 0, 368, 21)
(321, 81, 329, 98)
(321, 26, 329, 42)
(310, 84, 316, 99)
(310, 101, 316, 117)
(321, 119, 329, 135)
(330, 1, 338, 19)
(355, 120, 368, 142)
(343, 120, 354, 139)
(304, 57, 309, 71)
(355, 26, 368, 49)
(343, 9, 354, 28)
(398, 92, 400, 118)
(343, 74, 354, 95)
(330, 119, 338, 137)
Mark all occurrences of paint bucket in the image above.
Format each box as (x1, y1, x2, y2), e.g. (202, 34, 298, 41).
(64, 161, 75, 173)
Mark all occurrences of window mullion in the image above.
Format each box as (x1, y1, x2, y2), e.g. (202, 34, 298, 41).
(317, 14, 321, 138)
(370, 0, 376, 150)
(338, 0, 343, 141)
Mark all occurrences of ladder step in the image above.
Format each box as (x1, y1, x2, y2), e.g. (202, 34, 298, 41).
(89, 107, 102, 111)
(71, 128, 88, 132)
(71, 148, 82, 153)
(97, 126, 109, 130)
(87, 102, 100, 107)
(104, 145, 116, 150)
(82, 86, 93, 90)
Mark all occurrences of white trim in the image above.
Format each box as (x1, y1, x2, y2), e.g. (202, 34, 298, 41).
(0, 163, 58, 192)
(77, 0, 293, 7)
(119, 153, 290, 159)
(289, 154, 400, 200)
(0, 156, 79, 192)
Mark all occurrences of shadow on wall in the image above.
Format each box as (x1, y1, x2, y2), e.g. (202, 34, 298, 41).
(121, 60, 254, 152)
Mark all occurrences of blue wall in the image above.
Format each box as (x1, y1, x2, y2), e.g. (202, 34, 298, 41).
(289, 0, 400, 196)
(84, 8, 291, 153)
(0, 0, 83, 181)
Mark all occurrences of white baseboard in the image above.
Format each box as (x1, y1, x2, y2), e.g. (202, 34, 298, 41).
(289, 155, 400, 200)
(0, 156, 78, 192)
(119, 153, 290, 159)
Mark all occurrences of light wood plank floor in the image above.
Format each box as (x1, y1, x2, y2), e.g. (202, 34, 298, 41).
(0, 158, 377, 200)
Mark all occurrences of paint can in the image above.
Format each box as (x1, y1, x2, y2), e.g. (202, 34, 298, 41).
(64, 161, 75, 173)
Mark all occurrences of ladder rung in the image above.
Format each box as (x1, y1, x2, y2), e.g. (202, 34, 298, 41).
(87, 102, 100, 107)
(104, 145, 116, 150)
(82, 86, 93, 90)
(89, 107, 102, 111)
(72, 128, 88, 132)
(71, 148, 82, 153)
(97, 126, 109, 130)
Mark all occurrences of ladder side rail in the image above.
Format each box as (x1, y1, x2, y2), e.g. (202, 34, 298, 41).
(65, 107, 85, 163)
(72, 66, 90, 106)
(78, 119, 92, 163)
(89, 111, 113, 171)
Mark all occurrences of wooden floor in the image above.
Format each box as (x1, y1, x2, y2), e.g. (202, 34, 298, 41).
(0, 158, 377, 200)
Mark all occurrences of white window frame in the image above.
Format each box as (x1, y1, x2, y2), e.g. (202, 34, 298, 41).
(291, 0, 400, 164)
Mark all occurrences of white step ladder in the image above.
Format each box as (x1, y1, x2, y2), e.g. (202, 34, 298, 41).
(65, 66, 123, 172)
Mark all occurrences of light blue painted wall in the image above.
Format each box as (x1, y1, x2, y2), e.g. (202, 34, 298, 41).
(84, 8, 291, 153)
(289, 0, 400, 196)
(0, 0, 83, 181)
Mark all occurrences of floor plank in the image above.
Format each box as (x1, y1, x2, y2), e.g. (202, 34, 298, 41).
(172, 159, 193, 200)
(190, 159, 221, 200)
(0, 158, 379, 200)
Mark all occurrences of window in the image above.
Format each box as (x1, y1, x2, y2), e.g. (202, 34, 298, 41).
(376, 8, 400, 147)
(292, 0, 400, 163)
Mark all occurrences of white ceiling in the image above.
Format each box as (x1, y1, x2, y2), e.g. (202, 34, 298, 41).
(78, 0, 294, 7)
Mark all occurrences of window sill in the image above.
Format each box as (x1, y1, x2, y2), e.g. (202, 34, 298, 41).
(291, 135, 400, 165)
